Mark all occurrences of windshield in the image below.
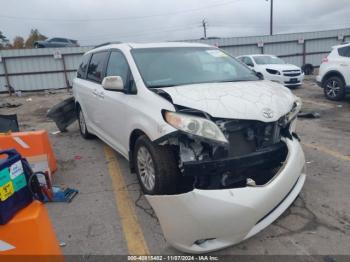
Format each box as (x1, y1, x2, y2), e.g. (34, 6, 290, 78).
(131, 47, 259, 88)
(253, 55, 285, 65)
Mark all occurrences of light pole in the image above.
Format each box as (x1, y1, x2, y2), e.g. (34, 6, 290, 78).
(268, 0, 273, 35)
(202, 19, 207, 39)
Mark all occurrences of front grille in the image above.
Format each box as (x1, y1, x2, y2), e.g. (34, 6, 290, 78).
(284, 72, 301, 77)
(216, 120, 281, 157)
(283, 70, 301, 77)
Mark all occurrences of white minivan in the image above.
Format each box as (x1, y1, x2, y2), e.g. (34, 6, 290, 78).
(73, 42, 306, 253)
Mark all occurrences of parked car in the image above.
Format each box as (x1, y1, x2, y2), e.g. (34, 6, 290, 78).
(73, 42, 306, 253)
(34, 38, 79, 48)
(316, 43, 350, 101)
(237, 54, 304, 88)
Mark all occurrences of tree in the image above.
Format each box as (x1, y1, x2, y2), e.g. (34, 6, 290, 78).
(0, 31, 10, 49)
(12, 36, 25, 49)
(24, 29, 47, 48)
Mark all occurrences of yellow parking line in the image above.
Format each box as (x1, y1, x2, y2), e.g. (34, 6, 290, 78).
(104, 145, 150, 255)
(302, 142, 350, 162)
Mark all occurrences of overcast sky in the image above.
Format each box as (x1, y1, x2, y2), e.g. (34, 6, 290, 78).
(1, 0, 349, 45)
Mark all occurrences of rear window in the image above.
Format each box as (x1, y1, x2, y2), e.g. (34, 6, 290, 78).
(77, 54, 91, 79)
(338, 46, 350, 57)
(87, 52, 108, 83)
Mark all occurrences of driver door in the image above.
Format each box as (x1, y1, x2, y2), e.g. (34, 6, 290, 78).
(96, 50, 131, 155)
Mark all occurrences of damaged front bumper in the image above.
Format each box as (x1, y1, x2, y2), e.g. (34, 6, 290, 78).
(183, 142, 286, 178)
(146, 138, 306, 253)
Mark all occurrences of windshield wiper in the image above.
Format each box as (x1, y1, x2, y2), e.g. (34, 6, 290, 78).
(148, 84, 178, 88)
(217, 79, 256, 83)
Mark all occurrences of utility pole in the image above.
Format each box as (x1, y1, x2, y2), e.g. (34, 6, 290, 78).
(202, 19, 207, 39)
(269, 0, 273, 35)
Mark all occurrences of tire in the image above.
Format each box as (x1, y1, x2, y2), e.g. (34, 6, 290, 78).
(256, 73, 264, 80)
(77, 107, 94, 139)
(133, 135, 178, 195)
(323, 76, 346, 101)
(302, 64, 314, 75)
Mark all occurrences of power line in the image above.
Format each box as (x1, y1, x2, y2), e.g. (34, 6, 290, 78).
(0, 0, 244, 23)
(210, 21, 350, 27)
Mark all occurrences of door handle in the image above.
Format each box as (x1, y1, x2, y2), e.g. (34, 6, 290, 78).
(340, 63, 348, 67)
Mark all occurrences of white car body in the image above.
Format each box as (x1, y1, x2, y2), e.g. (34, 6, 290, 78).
(73, 42, 306, 254)
(316, 43, 350, 100)
(237, 54, 304, 87)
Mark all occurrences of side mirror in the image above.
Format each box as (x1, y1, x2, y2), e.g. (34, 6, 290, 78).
(247, 63, 254, 67)
(102, 76, 124, 91)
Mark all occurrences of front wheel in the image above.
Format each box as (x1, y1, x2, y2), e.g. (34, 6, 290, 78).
(133, 135, 178, 195)
(256, 72, 264, 80)
(323, 76, 346, 101)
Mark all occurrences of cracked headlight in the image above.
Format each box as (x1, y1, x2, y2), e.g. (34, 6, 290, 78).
(164, 111, 228, 143)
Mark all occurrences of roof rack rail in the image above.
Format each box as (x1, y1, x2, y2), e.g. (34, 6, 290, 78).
(93, 41, 122, 49)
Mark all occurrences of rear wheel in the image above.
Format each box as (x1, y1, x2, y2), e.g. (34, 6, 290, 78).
(77, 107, 94, 139)
(323, 76, 346, 101)
(133, 135, 178, 195)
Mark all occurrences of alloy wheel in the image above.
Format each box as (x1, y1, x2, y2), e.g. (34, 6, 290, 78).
(136, 146, 156, 191)
(326, 80, 341, 98)
(79, 110, 86, 135)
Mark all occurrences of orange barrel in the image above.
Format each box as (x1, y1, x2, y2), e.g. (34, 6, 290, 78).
(0, 131, 57, 175)
(0, 201, 62, 258)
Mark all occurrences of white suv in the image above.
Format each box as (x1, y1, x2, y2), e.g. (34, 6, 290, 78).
(237, 54, 304, 88)
(73, 42, 306, 253)
(316, 43, 350, 100)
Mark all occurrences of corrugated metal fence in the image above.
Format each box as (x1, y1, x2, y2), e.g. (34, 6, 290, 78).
(0, 46, 92, 93)
(1, 28, 349, 93)
(186, 28, 350, 68)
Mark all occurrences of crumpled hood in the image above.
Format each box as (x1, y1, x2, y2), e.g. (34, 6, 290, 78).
(263, 64, 301, 71)
(159, 80, 296, 122)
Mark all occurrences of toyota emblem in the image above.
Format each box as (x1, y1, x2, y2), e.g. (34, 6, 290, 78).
(262, 108, 274, 119)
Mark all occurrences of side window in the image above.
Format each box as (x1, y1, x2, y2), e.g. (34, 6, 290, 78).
(242, 57, 253, 66)
(56, 38, 68, 43)
(246, 57, 253, 66)
(87, 52, 108, 83)
(49, 38, 57, 42)
(77, 54, 91, 79)
(106, 51, 130, 86)
(338, 46, 350, 57)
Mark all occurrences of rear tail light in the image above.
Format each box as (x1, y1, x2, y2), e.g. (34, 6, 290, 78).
(322, 57, 328, 63)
